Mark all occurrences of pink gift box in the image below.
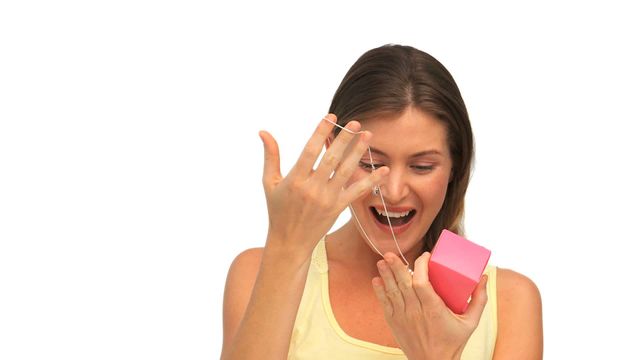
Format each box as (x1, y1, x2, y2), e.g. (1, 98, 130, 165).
(428, 229, 491, 314)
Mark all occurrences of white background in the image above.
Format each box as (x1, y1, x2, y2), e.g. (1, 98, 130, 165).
(1, 1, 638, 359)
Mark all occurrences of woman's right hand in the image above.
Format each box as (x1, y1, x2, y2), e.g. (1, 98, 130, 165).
(259, 113, 389, 260)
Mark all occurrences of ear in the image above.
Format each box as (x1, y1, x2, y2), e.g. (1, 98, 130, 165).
(448, 168, 454, 183)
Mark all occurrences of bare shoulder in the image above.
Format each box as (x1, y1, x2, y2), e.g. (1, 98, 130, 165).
(496, 268, 541, 306)
(493, 268, 543, 360)
(227, 247, 264, 283)
(224, 247, 264, 306)
(222, 248, 264, 352)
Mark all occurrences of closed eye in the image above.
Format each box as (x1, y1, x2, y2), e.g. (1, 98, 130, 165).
(360, 162, 435, 172)
(359, 161, 383, 171)
(412, 165, 434, 171)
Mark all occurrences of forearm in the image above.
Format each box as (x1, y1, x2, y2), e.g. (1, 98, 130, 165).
(222, 238, 312, 360)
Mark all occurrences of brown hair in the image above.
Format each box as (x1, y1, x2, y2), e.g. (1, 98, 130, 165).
(328, 44, 474, 252)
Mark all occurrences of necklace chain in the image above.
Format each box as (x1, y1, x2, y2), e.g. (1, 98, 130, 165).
(324, 116, 412, 269)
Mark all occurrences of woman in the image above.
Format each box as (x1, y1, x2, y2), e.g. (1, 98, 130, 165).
(221, 44, 543, 359)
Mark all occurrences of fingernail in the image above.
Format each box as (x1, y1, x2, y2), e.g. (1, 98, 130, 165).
(347, 120, 361, 130)
(324, 113, 336, 122)
(375, 167, 389, 177)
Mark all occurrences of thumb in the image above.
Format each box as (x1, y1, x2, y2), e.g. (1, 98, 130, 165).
(464, 274, 489, 324)
(259, 130, 282, 188)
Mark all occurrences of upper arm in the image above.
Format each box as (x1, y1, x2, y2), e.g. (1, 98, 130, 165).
(493, 268, 543, 360)
(221, 247, 264, 356)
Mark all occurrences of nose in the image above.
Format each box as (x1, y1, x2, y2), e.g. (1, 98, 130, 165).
(377, 167, 409, 203)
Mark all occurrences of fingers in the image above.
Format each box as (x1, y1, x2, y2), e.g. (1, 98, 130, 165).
(376, 258, 405, 312)
(329, 130, 371, 188)
(314, 120, 361, 180)
(259, 130, 282, 190)
(339, 166, 389, 207)
(372, 277, 393, 317)
(290, 114, 337, 179)
(464, 275, 489, 324)
(412, 252, 440, 308)
(384, 253, 421, 314)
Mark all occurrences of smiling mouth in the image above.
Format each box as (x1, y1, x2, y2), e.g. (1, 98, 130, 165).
(369, 207, 417, 227)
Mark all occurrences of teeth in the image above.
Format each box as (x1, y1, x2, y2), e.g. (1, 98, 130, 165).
(375, 208, 411, 218)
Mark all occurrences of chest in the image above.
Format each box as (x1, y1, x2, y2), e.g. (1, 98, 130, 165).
(328, 270, 400, 348)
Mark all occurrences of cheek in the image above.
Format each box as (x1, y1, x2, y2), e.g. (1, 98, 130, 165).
(419, 173, 451, 207)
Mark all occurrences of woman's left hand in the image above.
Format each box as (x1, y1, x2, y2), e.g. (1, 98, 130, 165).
(372, 252, 489, 360)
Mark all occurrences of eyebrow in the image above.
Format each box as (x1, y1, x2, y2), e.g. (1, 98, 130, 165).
(369, 146, 443, 158)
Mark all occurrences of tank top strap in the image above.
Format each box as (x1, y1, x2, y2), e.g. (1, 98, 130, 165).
(310, 236, 328, 274)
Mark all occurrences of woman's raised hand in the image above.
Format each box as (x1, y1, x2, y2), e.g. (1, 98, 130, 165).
(372, 252, 489, 360)
(259, 114, 389, 260)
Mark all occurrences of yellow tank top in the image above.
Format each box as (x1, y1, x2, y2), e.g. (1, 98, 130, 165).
(288, 237, 498, 359)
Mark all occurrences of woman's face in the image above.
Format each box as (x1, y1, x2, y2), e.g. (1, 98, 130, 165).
(344, 106, 453, 257)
